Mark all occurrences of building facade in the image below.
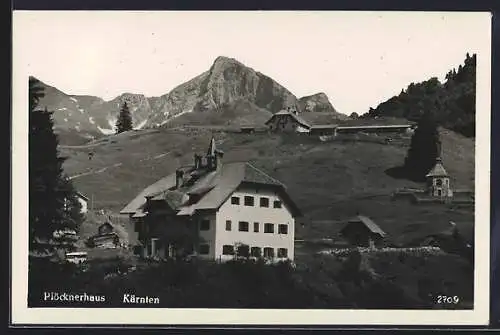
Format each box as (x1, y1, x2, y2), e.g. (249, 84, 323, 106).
(121, 138, 301, 262)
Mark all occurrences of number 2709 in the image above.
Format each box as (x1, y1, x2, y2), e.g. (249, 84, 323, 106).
(437, 295, 460, 304)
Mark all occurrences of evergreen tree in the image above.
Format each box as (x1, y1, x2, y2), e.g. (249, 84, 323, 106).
(115, 102, 133, 134)
(404, 110, 440, 181)
(29, 77, 82, 255)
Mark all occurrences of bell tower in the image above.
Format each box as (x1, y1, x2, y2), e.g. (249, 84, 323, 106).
(426, 157, 453, 198)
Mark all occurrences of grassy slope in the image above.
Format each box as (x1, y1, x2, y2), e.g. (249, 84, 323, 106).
(61, 125, 475, 246)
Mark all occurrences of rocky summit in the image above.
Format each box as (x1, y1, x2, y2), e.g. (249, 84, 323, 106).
(31, 56, 345, 145)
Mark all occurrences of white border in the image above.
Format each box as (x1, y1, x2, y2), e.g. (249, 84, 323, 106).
(11, 11, 492, 326)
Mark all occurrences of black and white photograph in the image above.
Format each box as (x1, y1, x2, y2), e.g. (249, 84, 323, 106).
(11, 11, 491, 326)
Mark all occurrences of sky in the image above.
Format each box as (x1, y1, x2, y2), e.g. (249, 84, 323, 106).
(14, 11, 489, 116)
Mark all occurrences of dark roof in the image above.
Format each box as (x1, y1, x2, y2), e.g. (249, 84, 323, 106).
(75, 192, 89, 201)
(310, 124, 339, 130)
(344, 215, 386, 236)
(121, 161, 301, 218)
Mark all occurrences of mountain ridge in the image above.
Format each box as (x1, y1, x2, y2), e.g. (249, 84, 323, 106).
(31, 56, 345, 145)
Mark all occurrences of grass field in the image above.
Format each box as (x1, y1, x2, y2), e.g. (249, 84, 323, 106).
(60, 125, 475, 247)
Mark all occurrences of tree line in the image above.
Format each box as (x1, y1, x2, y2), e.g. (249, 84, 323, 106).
(29, 77, 84, 255)
(363, 53, 476, 138)
(28, 77, 134, 255)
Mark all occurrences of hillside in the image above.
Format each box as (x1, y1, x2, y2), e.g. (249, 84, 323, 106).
(60, 127, 475, 246)
(32, 56, 346, 145)
(363, 53, 476, 137)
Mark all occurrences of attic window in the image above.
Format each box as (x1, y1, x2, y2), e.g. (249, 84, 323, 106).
(273, 200, 282, 208)
(260, 197, 269, 208)
(231, 196, 240, 205)
(244, 196, 254, 206)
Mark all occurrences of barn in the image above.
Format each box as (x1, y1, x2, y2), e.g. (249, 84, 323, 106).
(339, 215, 386, 248)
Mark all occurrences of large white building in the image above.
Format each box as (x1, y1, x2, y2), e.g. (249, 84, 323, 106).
(120, 138, 302, 262)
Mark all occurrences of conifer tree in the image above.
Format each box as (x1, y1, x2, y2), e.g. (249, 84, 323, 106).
(115, 101, 133, 134)
(404, 110, 440, 181)
(29, 77, 82, 255)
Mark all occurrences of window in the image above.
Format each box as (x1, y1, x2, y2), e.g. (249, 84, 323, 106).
(236, 244, 250, 257)
(436, 179, 443, 187)
(264, 223, 274, 233)
(225, 220, 232, 231)
(222, 245, 235, 255)
(263, 247, 274, 258)
(273, 200, 282, 208)
(200, 219, 210, 231)
(244, 196, 254, 206)
(253, 222, 259, 232)
(278, 224, 288, 234)
(238, 221, 249, 232)
(251, 247, 262, 257)
(278, 248, 288, 258)
(260, 197, 269, 208)
(199, 244, 209, 255)
(231, 196, 240, 205)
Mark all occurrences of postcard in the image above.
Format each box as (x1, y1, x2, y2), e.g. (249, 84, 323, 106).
(11, 10, 492, 326)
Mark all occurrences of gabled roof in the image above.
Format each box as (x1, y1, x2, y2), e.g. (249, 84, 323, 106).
(120, 174, 177, 214)
(120, 161, 302, 218)
(265, 110, 311, 129)
(344, 215, 386, 236)
(99, 221, 114, 229)
(426, 158, 449, 177)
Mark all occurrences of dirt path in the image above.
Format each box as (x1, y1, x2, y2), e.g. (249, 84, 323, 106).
(68, 151, 171, 180)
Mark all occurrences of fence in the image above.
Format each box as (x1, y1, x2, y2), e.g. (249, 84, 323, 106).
(319, 246, 444, 257)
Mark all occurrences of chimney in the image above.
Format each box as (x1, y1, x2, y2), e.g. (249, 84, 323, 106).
(194, 154, 202, 169)
(175, 169, 184, 189)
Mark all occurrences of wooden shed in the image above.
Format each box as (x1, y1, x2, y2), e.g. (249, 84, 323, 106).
(340, 215, 386, 248)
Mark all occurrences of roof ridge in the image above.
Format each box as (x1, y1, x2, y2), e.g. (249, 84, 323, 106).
(245, 162, 284, 186)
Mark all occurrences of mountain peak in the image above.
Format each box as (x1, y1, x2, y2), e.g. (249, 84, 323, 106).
(213, 56, 242, 66)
